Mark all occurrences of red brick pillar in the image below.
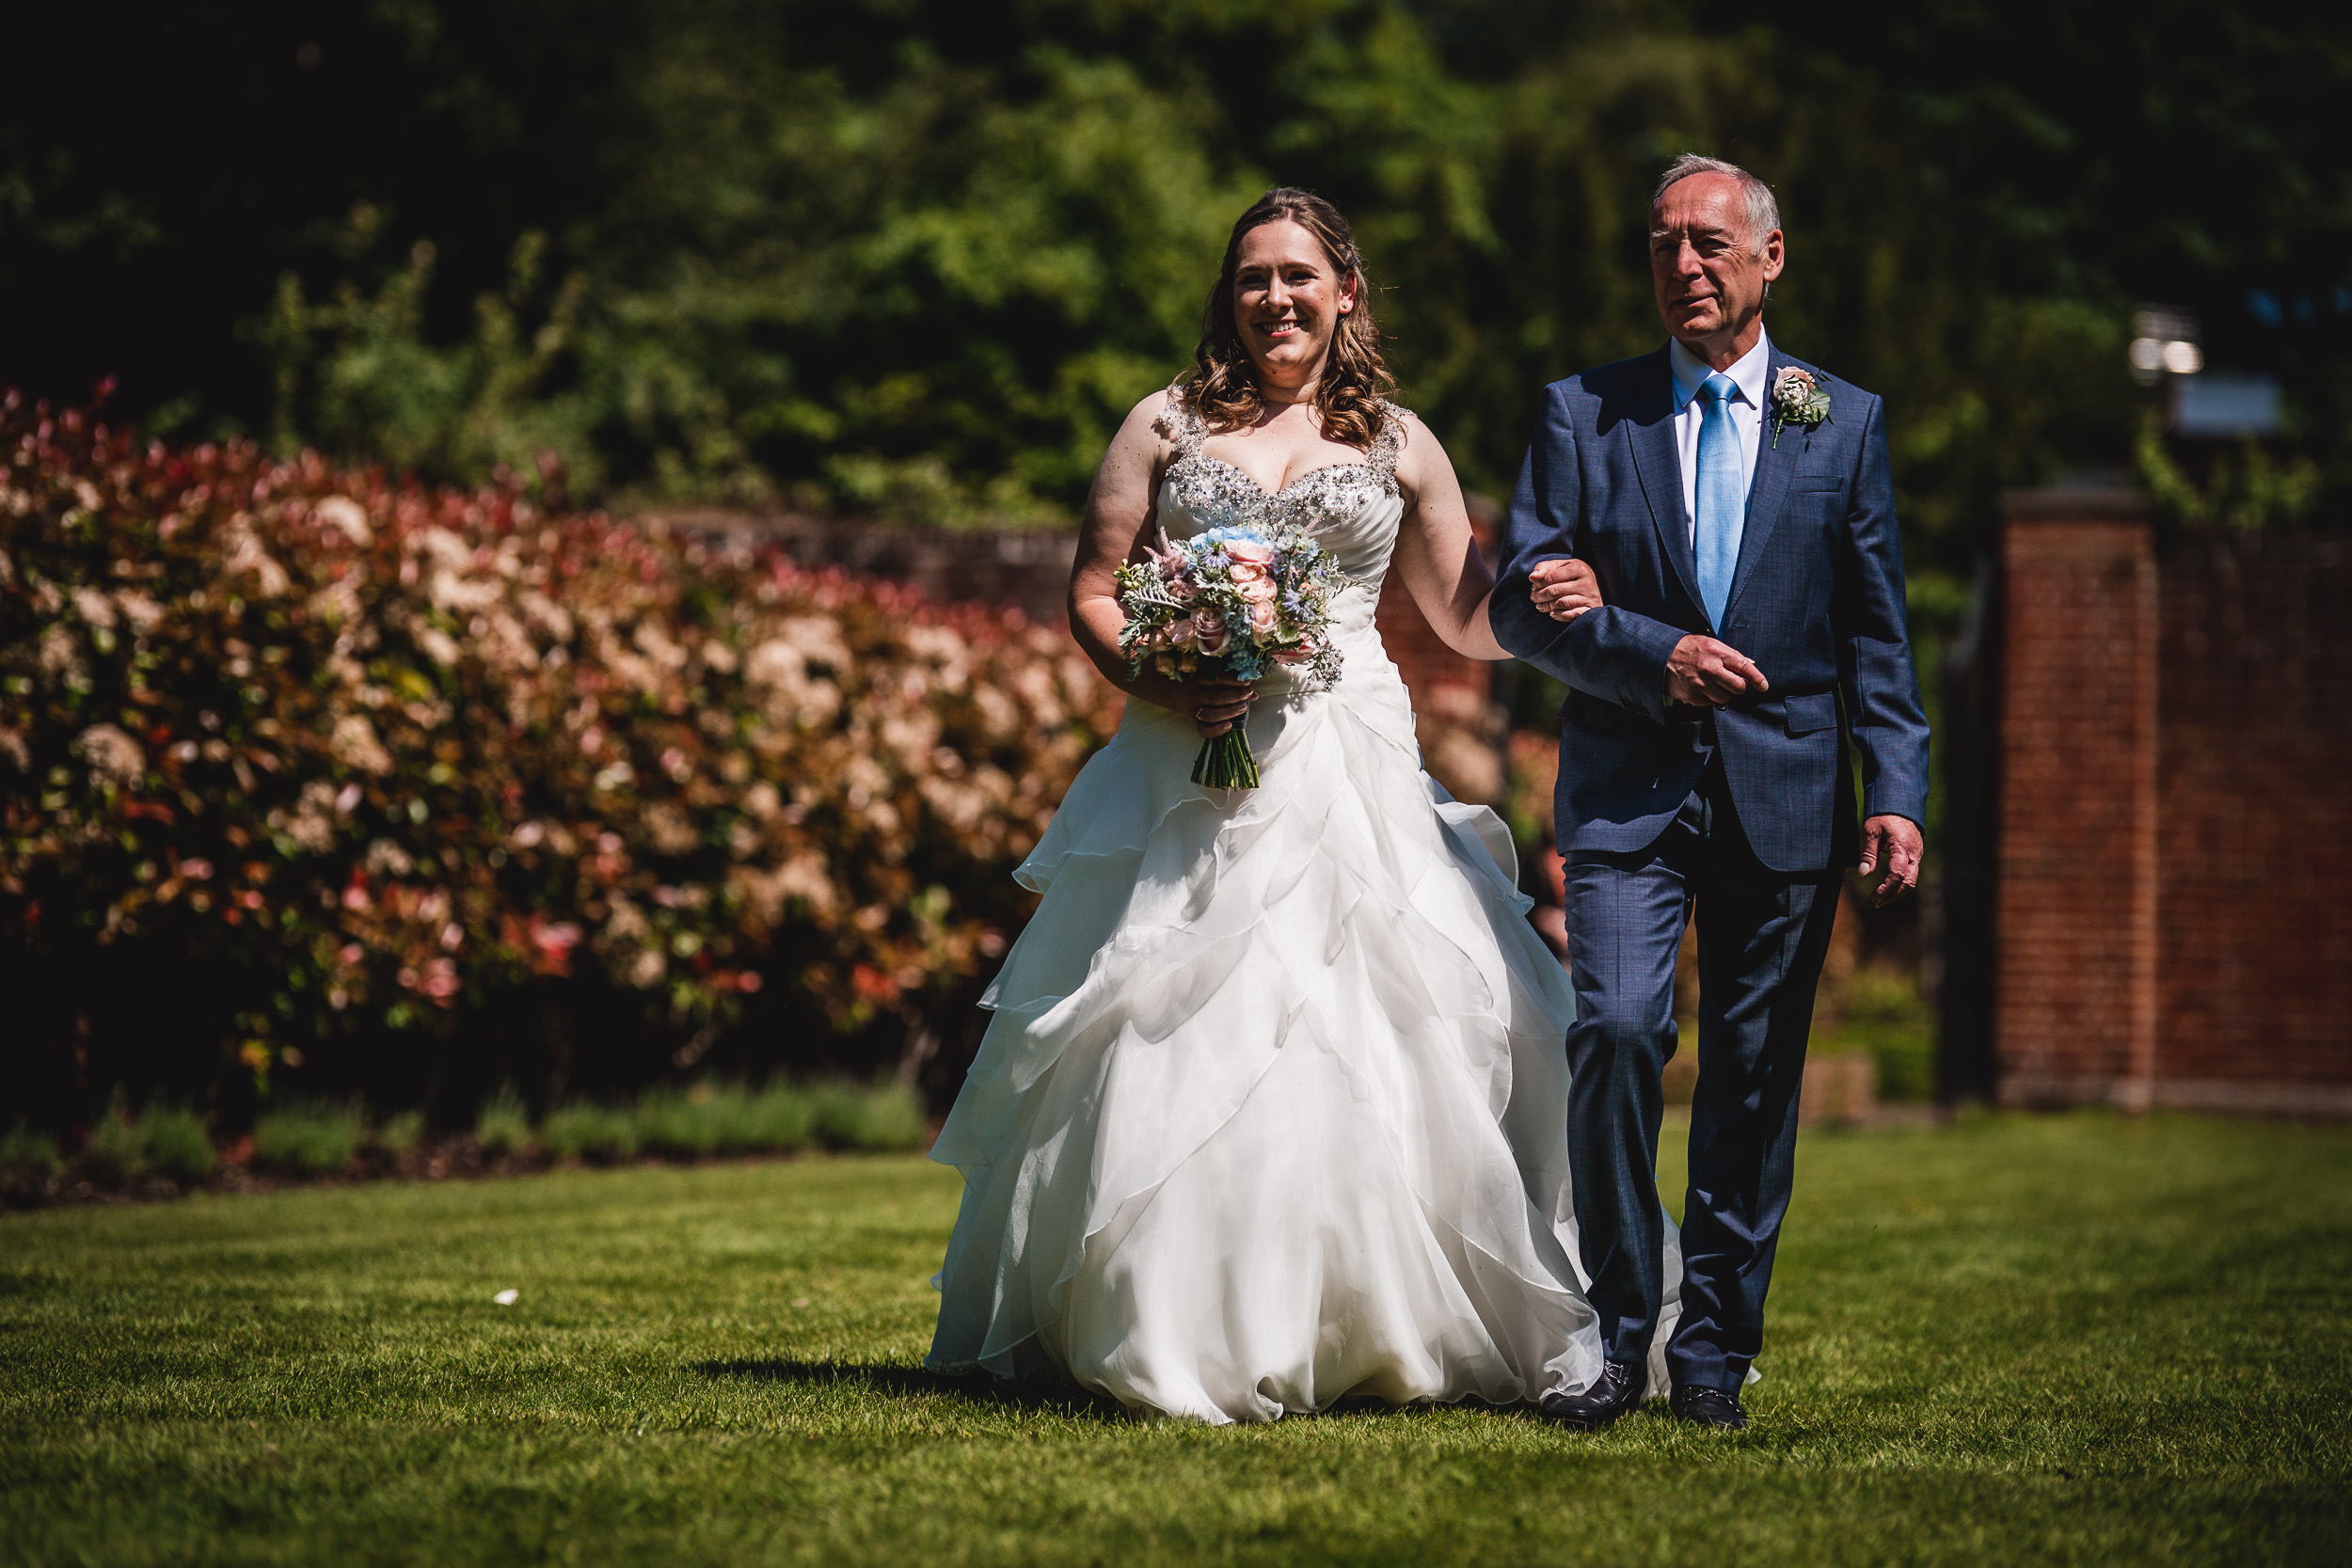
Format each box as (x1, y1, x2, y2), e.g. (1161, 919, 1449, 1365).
(1994, 493, 2158, 1109)
(1375, 574, 1492, 709)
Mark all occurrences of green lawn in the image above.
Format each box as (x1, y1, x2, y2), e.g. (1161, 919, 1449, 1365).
(3, 1113, 2347, 1566)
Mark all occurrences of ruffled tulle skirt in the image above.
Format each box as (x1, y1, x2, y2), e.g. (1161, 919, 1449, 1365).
(926, 678, 1663, 1423)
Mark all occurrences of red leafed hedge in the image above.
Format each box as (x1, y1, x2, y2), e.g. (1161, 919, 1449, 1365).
(0, 393, 1117, 1125)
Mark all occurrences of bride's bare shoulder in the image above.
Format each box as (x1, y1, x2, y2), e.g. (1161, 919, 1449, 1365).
(1090, 388, 1186, 509)
(1380, 402, 1448, 480)
(1106, 386, 1184, 451)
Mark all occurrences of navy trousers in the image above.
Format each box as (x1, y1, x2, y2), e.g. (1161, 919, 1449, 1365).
(1559, 726, 1841, 1393)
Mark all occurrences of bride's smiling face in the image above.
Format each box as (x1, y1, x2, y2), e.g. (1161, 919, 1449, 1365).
(1232, 219, 1356, 388)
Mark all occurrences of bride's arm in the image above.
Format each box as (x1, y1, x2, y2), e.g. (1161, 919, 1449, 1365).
(1068, 392, 1255, 738)
(1391, 415, 1599, 659)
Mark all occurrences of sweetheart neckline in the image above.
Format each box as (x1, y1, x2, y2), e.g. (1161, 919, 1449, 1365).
(1171, 451, 1386, 499)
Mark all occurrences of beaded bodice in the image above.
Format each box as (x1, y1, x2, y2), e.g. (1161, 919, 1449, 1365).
(1152, 389, 1409, 586)
(1148, 388, 1415, 735)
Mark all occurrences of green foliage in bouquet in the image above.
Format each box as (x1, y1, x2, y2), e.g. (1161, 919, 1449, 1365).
(0, 394, 1120, 1120)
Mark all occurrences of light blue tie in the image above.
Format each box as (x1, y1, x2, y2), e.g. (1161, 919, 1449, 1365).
(1692, 372, 1742, 629)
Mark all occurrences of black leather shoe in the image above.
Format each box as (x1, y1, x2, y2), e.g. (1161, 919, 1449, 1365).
(1538, 1360, 1645, 1431)
(1669, 1385, 1747, 1430)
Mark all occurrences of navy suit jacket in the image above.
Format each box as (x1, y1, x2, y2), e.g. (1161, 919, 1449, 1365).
(1488, 343, 1930, 876)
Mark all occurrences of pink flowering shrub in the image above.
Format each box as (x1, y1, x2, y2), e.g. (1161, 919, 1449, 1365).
(0, 393, 1116, 1120)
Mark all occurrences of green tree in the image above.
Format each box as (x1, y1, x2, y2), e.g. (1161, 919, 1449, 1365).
(4, 0, 2344, 554)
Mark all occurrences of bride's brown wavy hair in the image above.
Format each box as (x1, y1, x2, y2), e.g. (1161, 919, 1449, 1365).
(1182, 188, 1395, 448)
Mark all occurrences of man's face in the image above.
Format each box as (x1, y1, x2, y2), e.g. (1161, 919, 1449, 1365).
(1649, 174, 1783, 353)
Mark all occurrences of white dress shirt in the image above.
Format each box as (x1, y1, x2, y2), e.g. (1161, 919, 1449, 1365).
(1667, 329, 1771, 543)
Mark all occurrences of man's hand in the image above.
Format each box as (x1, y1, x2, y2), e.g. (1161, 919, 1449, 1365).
(1858, 815, 1923, 907)
(1664, 635, 1769, 706)
(1528, 558, 1604, 623)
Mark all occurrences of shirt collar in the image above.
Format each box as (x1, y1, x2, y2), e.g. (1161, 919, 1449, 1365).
(1668, 327, 1772, 413)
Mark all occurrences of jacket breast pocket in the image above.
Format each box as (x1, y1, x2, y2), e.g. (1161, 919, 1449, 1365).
(1783, 691, 1838, 736)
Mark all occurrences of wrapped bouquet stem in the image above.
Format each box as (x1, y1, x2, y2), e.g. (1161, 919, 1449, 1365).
(1189, 722, 1260, 790)
(1115, 524, 1348, 790)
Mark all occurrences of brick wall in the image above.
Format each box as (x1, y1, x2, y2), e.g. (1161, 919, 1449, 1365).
(1994, 499, 2158, 1108)
(1375, 569, 1490, 708)
(658, 505, 1493, 697)
(2154, 531, 2352, 1107)
(1989, 496, 2352, 1115)
(1375, 513, 1508, 805)
(651, 508, 1078, 626)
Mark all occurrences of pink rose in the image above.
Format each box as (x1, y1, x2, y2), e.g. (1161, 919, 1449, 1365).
(1192, 607, 1232, 657)
(1224, 536, 1276, 566)
(1236, 573, 1278, 604)
(1271, 645, 1313, 665)
(1248, 598, 1278, 633)
(1164, 617, 1193, 650)
(1226, 560, 1269, 588)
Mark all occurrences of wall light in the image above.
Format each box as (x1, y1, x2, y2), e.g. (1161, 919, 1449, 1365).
(2130, 306, 2201, 386)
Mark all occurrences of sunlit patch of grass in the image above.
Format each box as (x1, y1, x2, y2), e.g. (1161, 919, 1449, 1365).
(2, 1114, 2346, 1565)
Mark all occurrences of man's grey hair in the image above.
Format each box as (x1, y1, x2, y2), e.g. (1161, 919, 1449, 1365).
(1652, 154, 1780, 255)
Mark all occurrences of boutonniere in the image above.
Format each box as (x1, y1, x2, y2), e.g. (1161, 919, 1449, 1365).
(1769, 367, 1832, 449)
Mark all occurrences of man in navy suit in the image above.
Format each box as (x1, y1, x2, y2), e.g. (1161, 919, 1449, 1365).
(1489, 155, 1931, 1431)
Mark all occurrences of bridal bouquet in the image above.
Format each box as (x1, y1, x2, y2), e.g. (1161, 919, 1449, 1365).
(1115, 524, 1349, 788)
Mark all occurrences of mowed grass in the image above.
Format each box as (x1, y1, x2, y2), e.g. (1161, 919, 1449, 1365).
(3, 1114, 2348, 1566)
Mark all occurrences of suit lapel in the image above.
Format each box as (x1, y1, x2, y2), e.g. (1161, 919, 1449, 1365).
(1623, 348, 1704, 617)
(1726, 344, 1802, 624)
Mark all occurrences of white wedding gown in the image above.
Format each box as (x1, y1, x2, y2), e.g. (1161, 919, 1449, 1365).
(926, 395, 1681, 1423)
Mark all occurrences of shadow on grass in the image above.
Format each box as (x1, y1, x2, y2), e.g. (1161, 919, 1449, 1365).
(692, 1357, 1135, 1418)
(692, 1358, 1570, 1429)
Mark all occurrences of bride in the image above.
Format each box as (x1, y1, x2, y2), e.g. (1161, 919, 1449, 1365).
(925, 187, 1633, 1424)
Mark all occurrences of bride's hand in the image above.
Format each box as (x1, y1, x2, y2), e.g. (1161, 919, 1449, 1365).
(1529, 557, 1602, 622)
(1129, 671, 1257, 737)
